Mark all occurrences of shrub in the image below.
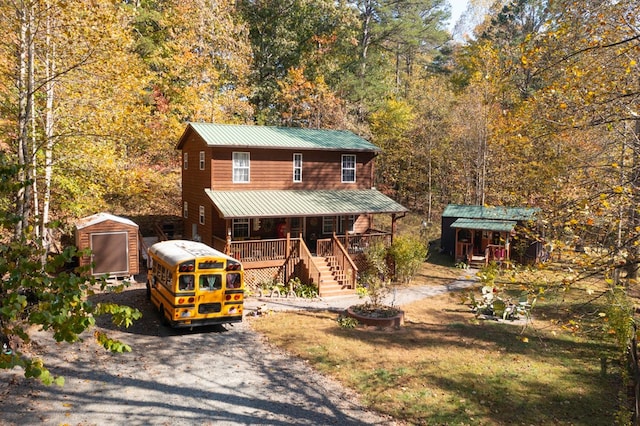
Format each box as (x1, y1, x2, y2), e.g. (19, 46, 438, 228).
(290, 277, 318, 298)
(337, 315, 359, 328)
(358, 241, 390, 306)
(388, 235, 428, 284)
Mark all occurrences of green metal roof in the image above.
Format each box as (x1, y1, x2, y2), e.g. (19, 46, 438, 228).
(450, 218, 517, 232)
(204, 189, 408, 219)
(443, 204, 538, 221)
(178, 123, 381, 152)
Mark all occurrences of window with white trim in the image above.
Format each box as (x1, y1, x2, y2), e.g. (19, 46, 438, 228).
(183, 201, 188, 218)
(293, 153, 302, 182)
(232, 218, 250, 239)
(233, 152, 250, 183)
(199, 151, 205, 170)
(341, 154, 356, 183)
(183, 152, 188, 170)
(199, 205, 205, 225)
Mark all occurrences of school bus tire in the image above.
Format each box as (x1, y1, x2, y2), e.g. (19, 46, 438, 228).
(158, 304, 169, 327)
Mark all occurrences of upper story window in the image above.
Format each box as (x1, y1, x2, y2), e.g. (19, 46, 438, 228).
(341, 154, 356, 183)
(199, 205, 205, 225)
(183, 201, 188, 218)
(233, 152, 250, 183)
(199, 151, 205, 170)
(293, 153, 302, 182)
(183, 152, 188, 170)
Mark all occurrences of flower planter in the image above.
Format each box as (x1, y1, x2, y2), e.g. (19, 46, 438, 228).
(346, 306, 404, 329)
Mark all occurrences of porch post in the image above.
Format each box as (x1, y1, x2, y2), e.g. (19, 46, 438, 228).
(391, 213, 397, 244)
(285, 231, 291, 258)
(225, 228, 232, 255)
(344, 215, 350, 249)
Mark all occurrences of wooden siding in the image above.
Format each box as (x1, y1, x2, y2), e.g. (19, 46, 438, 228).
(180, 130, 380, 244)
(75, 219, 139, 277)
(209, 147, 376, 190)
(180, 132, 213, 245)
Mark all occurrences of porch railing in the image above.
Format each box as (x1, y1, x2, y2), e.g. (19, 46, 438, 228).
(229, 238, 291, 262)
(333, 232, 392, 254)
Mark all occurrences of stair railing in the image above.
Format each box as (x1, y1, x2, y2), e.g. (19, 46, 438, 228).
(330, 234, 358, 289)
(298, 237, 322, 289)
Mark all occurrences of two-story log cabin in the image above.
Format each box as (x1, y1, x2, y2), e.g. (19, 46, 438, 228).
(176, 123, 408, 296)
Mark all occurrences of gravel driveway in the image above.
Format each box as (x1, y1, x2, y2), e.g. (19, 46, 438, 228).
(0, 283, 397, 426)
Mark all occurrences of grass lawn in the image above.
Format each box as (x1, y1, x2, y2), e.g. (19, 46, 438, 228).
(248, 252, 623, 425)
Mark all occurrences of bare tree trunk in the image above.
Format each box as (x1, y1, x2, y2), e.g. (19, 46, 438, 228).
(41, 0, 55, 259)
(15, 1, 35, 239)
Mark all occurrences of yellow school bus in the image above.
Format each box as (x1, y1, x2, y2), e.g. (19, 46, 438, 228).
(146, 240, 244, 328)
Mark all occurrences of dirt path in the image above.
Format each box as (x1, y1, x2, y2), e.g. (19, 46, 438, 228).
(0, 283, 396, 426)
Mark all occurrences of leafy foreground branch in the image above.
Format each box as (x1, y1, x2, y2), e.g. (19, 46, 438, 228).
(0, 240, 142, 385)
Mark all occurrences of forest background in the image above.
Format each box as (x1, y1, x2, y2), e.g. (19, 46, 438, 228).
(1, 0, 636, 246)
(1, 0, 640, 405)
(2, 0, 639, 256)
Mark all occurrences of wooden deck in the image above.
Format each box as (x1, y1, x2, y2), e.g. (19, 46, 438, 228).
(224, 232, 391, 296)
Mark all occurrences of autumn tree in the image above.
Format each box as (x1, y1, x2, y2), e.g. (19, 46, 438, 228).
(238, 0, 358, 124)
(130, 0, 253, 153)
(0, 0, 144, 383)
(508, 0, 640, 419)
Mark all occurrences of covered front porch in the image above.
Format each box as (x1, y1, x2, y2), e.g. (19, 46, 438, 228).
(204, 189, 407, 297)
(451, 218, 516, 268)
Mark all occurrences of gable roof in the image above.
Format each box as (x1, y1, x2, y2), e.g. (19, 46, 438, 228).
(205, 189, 408, 219)
(75, 212, 138, 230)
(177, 123, 381, 152)
(442, 204, 538, 221)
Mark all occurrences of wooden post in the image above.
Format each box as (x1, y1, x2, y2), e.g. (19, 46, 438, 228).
(391, 213, 397, 244)
(225, 228, 232, 256)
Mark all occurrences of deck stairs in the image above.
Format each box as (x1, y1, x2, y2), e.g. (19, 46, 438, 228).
(311, 255, 355, 297)
(469, 255, 486, 269)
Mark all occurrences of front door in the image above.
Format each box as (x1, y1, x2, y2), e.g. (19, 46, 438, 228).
(305, 217, 322, 252)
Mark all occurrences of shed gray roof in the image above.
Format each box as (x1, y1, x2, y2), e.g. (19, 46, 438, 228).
(205, 189, 408, 219)
(442, 204, 538, 221)
(178, 123, 380, 152)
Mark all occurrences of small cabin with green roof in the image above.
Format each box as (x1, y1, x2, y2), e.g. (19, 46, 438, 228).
(176, 123, 408, 296)
(441, 204, 540, 267)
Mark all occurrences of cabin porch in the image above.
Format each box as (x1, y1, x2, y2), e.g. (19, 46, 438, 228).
(454, 227, 512, 268)
(213, 231, 392, 297)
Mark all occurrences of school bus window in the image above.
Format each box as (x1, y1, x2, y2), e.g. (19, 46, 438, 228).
(227, 273, 241, 288)
(179, 274, 195, 291)
(200, 274, 222, 290)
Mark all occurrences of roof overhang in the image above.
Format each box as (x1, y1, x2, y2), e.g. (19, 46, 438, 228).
(204, 189, 408, 219)
(450, 218, 517, 233)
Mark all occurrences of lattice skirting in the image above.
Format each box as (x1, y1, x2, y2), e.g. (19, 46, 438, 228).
(244, 267, 284, 291)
